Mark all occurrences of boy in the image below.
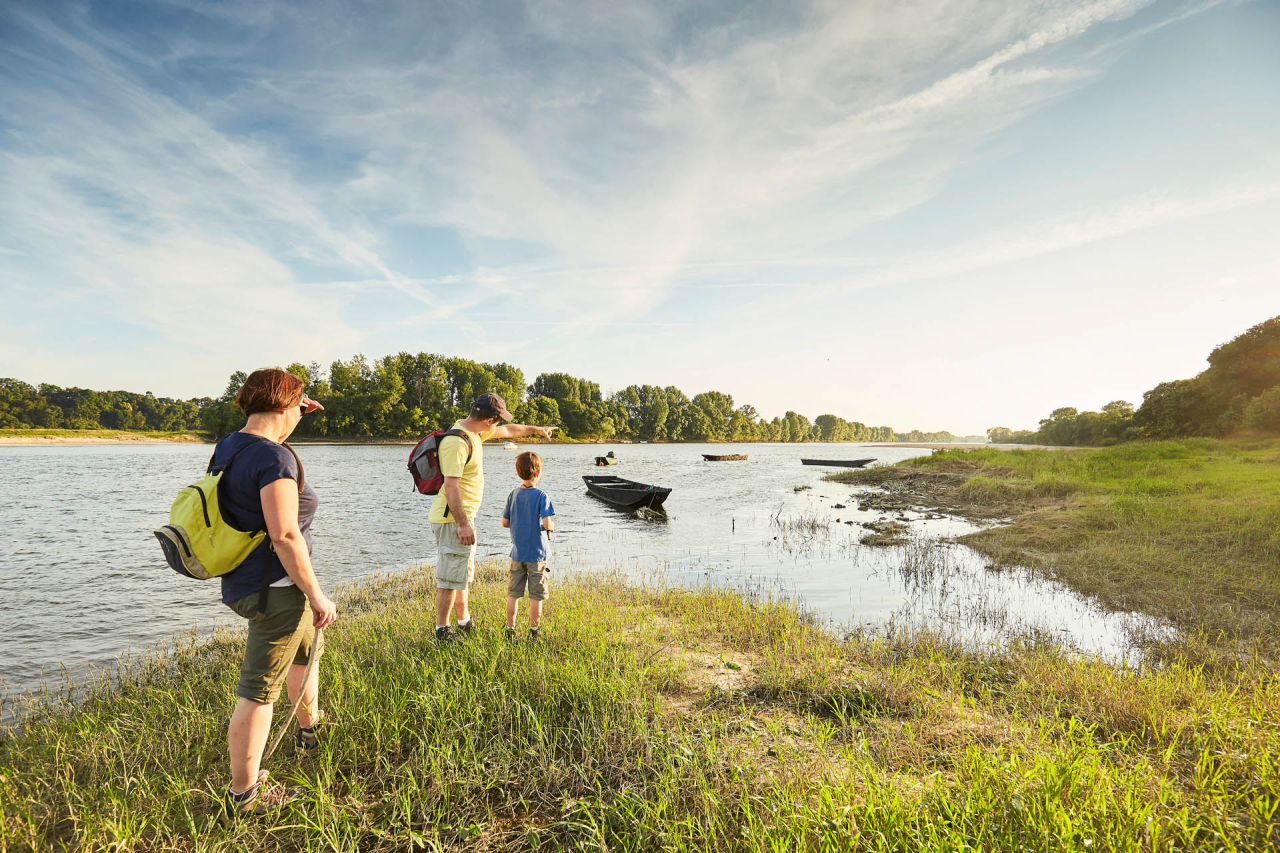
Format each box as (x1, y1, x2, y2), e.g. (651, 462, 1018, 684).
(501, 451, 555, 642)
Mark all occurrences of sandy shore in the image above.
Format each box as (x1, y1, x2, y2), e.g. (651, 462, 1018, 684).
(0, 433, 206, 445)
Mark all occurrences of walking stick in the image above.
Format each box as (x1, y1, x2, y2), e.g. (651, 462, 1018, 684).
(262, 627, 325, 763)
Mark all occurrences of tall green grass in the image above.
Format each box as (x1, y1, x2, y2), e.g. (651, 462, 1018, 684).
(2, 566, 1277, 851)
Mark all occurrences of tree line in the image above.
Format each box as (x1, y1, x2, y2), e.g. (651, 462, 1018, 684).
(2, 352, 960, 443)
(987, 314, 1280, 446)
(0, 379, 206, 432)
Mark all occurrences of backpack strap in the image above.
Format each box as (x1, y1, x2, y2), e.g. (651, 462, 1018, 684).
(209, 435, 303, 490)
(210, 434, 305, 617)
(438, 429, 474, 519)
(282, 443, 305, 492)
(442, 428, 474, 464)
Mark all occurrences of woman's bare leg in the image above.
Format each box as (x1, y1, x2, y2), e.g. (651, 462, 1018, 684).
(228, 698, 274, 791)
(285, 661, 319, 728)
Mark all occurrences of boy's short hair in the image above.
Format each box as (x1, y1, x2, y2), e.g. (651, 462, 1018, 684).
(516, 450, 542, 481)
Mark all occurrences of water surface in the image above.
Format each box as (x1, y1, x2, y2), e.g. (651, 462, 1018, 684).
(0, 442, 1155, 708)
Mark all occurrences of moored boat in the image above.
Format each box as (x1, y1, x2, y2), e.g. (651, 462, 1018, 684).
(595, 455, 620, 466)
(800, 458, 876, 468)
(583, 475, 671, 510)
(503, 442, 518, 450)
(702, 454, 748, 461)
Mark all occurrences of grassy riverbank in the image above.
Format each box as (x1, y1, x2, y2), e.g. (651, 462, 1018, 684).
(827, 438, 1280, 642)
(3, 566, 1278, 851)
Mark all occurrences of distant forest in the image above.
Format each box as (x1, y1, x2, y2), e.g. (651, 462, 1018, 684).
(988, 314, 1280, 446)
(1, 355, 965, 443)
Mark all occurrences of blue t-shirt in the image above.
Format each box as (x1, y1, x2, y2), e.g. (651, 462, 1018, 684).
(502, 486, 555, 563)
(211, 432, 318, 604)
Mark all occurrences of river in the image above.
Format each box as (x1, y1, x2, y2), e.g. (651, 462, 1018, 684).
(0, 441, 1153, 711)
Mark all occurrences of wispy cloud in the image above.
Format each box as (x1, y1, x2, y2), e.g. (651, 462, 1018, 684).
(0, 0, 1272, 422)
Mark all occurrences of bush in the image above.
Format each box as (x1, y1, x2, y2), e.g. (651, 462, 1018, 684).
(1243, 387, 1280, 431)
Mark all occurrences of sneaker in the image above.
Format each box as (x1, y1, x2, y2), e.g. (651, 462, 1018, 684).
(435, 626, 454, 645)
(222, 771, 295, 822)
(456, 619, 476, 638)
(529, 627, 541, 643)
(504, 626, 517, 644)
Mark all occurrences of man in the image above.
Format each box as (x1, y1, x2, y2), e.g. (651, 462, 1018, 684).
(430, 392, 556, 641)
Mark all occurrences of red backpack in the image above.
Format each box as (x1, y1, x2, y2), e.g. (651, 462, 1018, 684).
(408, 428, 474, 494)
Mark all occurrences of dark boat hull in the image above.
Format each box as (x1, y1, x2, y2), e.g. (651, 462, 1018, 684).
(583, 475, 671, 509)
(800, 458, 876, 468)
(702, 454, 748, 461)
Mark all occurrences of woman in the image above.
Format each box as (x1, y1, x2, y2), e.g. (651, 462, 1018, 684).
(213, 368, 338, 817)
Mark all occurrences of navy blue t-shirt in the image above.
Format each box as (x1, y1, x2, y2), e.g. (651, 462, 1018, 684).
(502, 486, 555, 562)
(212, 432, 317, 604)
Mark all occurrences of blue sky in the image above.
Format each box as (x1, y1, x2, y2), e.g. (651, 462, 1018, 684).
(1, 0, 1277, 434)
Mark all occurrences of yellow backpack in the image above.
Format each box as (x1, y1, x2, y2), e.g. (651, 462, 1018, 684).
(154, 437, 299, 580)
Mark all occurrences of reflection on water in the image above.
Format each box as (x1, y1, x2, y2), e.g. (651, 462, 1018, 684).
(0, 441, 1163, 707)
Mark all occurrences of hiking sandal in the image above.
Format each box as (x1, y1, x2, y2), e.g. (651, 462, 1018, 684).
(294, 710, 325, 753)
(222, 770, 296, 821)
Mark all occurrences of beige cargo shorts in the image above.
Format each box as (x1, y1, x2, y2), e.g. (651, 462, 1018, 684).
(433, 521, 476, 591)
(508, 559, 550, 601)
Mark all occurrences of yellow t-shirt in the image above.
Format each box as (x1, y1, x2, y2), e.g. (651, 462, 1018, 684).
(428, 421, 497, 523)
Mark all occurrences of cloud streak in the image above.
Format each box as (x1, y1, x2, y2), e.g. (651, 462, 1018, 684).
(0, 0, 1274, 427)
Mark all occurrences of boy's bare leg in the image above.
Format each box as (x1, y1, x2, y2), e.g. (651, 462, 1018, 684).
(506, 596, 519, 628)
(435, 588, 456, 627)
(528, 599, 543, 629)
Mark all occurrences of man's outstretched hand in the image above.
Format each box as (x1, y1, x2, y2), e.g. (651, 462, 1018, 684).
(533, 426, 558, 441)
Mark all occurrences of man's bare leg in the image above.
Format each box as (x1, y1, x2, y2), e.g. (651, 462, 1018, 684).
(435, 588, 456, 628)
(453, 588, 470, 624)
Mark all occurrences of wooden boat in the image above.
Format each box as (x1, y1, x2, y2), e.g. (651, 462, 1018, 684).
(583, 475, 671, 510)
(800, 458, 876, 468)
(594, 455, 620, 466)
(702, 454, 748, 461)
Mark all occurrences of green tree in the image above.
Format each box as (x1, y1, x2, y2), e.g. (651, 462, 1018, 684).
(987, 426, 1014, 443)
(613, 385, 670, 441)
(691, 391, 734, 441)
(201, 371, 247, 437)
(529, 373, 581, 404)
(517, 396, 562, 428)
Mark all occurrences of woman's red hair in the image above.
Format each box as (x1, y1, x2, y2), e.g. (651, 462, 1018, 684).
(234, 369, 305, 416)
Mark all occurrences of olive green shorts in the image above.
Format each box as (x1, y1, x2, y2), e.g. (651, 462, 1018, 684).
(434, 521, 476, 591)
(226, 584, 315, 704)
(508, 560, 550, 601)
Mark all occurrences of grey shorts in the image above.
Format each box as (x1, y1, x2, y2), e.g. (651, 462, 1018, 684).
(508, 560, 549, 600)
(434, 521, 476, 591)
